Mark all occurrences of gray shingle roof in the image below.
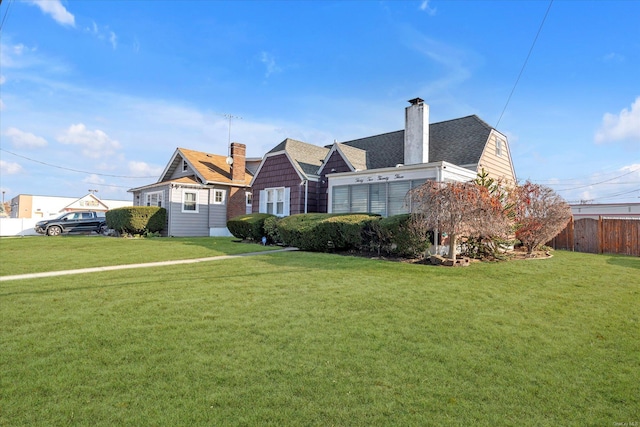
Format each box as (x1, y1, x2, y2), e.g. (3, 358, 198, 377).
(267, 115, 493, 176)
(339, 115, 492, 169)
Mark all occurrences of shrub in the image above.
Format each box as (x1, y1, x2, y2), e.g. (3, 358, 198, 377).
(370, 214, 430, 258)
(277, 213, 380, 252)
(106, 207, 166, 235)
(227, 213, 275, 241)
(263, 216, 283, 245)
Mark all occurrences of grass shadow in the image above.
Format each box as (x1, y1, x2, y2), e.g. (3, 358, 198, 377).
(606, 254, 640, 270)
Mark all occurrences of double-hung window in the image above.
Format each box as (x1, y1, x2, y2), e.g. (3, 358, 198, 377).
(182, 190, 198, 212)
(260, 187, 289, 217)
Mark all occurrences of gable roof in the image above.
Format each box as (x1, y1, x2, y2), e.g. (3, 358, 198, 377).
(268, 138, 329, 178)
(337, 115, 493, 170)
(167, 147, 253, 186)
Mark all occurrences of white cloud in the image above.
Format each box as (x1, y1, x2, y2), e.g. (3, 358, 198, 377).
(109, 32, 118, 50)
(602, 52, 624, 63)
(0, 75, 6, 85)
(27, 0, 75, 27)
(85, 22, 118, 50)
(56, 124, 121, 159)
(595, 97, 640, 144)
(83, 174, 105, 185)
(260, 52, 282, 78)
(0, 160, 23, 175)
(5, 127, 48, 148)
(128, 161, 163, 178)
(420, 1, 437, 16)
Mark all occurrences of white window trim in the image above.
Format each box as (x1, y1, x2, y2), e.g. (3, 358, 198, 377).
(145, 191, 164, 207)
(246, 192, 252, 207)
(259, 187, 290, 217)
(182, 190, 199, 213)
(213, 189, 226, 205)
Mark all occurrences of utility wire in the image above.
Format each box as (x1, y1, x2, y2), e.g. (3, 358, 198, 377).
(0, 0, 15, 33)
(495, 0, 554, 129)
(0, 148, 158, 179)
(552, 167, 640, 192)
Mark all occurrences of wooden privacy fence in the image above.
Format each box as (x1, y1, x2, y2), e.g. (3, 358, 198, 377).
(549, 217, 640, 256)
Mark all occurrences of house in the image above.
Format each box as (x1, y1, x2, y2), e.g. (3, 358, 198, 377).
(251, 98, 516, 217)
(9, 193, 131, 219)
(129, 143, 260, 237)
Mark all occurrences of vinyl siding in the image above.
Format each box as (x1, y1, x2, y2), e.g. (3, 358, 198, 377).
(167, 187, 210, 236)
(477, 131, 516, 185)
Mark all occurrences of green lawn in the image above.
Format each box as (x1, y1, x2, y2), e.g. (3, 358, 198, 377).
(0, 236, 278, 276)
(1, 237, 638, 426)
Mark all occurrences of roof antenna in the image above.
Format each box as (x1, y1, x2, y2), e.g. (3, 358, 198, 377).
(221, 113, 242, 165)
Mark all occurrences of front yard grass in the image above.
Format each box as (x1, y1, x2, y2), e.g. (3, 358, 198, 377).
(1, 238, 638, 425)
(0, 236, 278, 276)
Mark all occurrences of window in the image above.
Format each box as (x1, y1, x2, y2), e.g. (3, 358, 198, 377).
(369, 183, 387, 216)
(388, 181, 410, 216)
(182, 160, 188, 172)
(260, 187, 289, 217)
(331, 179, 431, 216)
(496, 138, 503, 157)
(332, 186, 350, 213)
(246, 192, 252, 206)
(213, 189, 225, 205)
(145, 191, 163, 207)
(182, 191, 198, 212)
(350, 185, 368, 213)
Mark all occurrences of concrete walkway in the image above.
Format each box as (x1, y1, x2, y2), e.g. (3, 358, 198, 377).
(0, 247, 299, 282)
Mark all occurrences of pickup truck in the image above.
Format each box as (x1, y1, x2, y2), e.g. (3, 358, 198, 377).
(35, 211, 107, 236)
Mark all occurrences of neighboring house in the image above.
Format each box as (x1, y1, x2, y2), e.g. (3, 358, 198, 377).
(129, 143, 260, 237)
(9, 193, 131, 219)
(251, 98, 516, 217)
(570, 203, 640, 219)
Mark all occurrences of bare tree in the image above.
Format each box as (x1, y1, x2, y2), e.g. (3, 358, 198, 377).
(514, 181, 572, 254)
(409, 181, 511, 261)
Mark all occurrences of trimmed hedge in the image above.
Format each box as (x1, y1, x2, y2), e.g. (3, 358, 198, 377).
(227, 213, 275, 241)
(277, 213, 380, 252)
(373, 214, 431, 258)
(106, 206, 166, 235)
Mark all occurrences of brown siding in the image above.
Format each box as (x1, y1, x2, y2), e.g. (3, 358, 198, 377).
(252, 154, 304, 214)
(318, 151, 352, 213)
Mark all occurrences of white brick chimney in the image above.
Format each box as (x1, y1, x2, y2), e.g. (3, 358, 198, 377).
(404, 97, 429, 165)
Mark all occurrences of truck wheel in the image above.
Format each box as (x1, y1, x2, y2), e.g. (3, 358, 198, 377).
(47, 226, 62, 236)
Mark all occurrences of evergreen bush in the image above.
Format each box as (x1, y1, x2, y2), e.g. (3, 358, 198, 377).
(227, 213, 275, 241)
(277, 213, 380, 252)
(106, 206, 166, 235)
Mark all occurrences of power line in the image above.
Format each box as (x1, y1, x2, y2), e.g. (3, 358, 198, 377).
(0, 148, 158, 179)
(0, 0, 15, 33)
(568, 187, 640, 204)
(495, 0, 554, 129)
(552, 167, 640, 192)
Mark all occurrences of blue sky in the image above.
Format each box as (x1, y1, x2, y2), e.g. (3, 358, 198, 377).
(1, 0, 639, 204)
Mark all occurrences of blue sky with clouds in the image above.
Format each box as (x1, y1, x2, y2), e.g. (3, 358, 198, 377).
(1, 0, 639, 204)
